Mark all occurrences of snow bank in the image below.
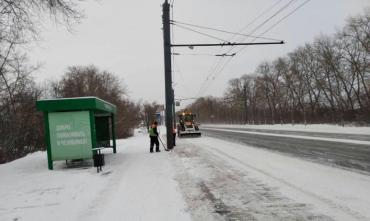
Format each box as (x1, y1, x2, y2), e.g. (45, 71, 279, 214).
(203, 123, 370, 135)
(204, 127, 370, 145)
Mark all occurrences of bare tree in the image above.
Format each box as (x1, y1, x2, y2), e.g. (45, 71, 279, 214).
(0, 48, 42, 163)
(187, 9, 370, 126)
(0, 0, 91, 163)
(51, 65, 141, 138)
(141, 102, 161, 131)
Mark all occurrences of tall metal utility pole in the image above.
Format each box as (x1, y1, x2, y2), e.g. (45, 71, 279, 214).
(162, 0, 174, 150)
(162, 0, 284, 150)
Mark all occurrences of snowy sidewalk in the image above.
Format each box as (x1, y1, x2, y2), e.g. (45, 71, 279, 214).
(0, 132, 190, 221)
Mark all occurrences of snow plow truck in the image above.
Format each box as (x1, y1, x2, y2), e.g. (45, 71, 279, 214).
(177, 111, 201, 137)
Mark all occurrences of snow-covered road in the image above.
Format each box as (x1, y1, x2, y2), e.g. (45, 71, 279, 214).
(172, 136, 370, 221)
(1, 128, 370, 221)
(202, 126, 370, 173)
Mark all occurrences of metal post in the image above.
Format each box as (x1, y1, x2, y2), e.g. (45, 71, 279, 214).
(44, 112, 53, 170)
(111, 114, 117, 153)
(172, 88, 176, 129)
(162, 0, 174, 149)
(89, 110, 97, 154)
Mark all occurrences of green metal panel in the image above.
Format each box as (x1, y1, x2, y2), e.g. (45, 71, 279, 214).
(36, 97, 116, 114)
(95, 116, 110, 147)
(48, 111, 92, 160)
(44, 112, 53, 170)
(89, 110, 97, 151)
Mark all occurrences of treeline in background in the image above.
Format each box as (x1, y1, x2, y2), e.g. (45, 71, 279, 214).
(188, 10, 370, 125)
(0, 1, 159, 163)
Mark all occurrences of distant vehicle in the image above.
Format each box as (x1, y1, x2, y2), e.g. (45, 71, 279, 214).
(177, 111, 201, 137)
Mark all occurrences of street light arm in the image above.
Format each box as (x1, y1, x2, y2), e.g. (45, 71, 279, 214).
(171, 41, 285, 48)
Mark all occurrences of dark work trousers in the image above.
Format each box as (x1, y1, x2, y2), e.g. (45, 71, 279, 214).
(173, 133, 176, 146)
(150, 136, 160, 152)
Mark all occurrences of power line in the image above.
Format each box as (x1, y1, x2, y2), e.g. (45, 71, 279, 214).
(243, 0, 298, 41)
(170, 0, 175, 77)
(234, 0, 313, 55)
(197, 0, 308, 97)
(171, 1, 175, 83)
(212, 0, 296, 60)
(261, 0, 313, 37)
(227, 0, 286, 42)
(173, 59, 185, 81)
(172, 60, 190, 94)
(196, 0, 297, 97)
(172, 23, 229, 42)
(172, 52, 220, 56)
(225, 0, 299, 55)
(201, 56, 234, 95)
(171, 16, 230, 93)
(170, 2, 194, 96)
(196, 56, 225, 93)
(195, 1, 295, 97)
(171, 20, 283, 42)
(198, 0, 286, 85)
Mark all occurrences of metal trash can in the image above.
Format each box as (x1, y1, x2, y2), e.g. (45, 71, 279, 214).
(93, 153, 104, 172)
(93, 154, 104, 167)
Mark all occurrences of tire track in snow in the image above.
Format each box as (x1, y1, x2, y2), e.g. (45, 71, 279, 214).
(190, 138, 368, 221)
(202, 128, 370, 173)
(172, 139, 333, 221)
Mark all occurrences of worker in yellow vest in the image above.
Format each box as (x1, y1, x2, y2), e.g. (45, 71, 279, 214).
(149, 121, 160, 153)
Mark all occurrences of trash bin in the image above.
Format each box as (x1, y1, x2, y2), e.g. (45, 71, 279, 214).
(93, 153, 105, 167)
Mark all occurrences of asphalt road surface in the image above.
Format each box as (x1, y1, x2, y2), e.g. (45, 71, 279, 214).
(202, 126, 370, 173)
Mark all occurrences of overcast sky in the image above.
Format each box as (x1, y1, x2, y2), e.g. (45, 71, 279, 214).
(30, 0, 370, 108)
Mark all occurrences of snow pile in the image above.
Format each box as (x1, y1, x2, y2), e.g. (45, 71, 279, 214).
(203, 123, 370, 135)
(204, 127, 370, 145)
(0, 132, 190, 221)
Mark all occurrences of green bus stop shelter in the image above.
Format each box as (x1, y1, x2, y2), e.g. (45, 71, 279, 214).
(36, 97, 117, 170)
